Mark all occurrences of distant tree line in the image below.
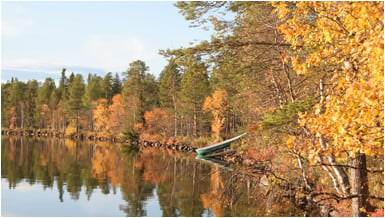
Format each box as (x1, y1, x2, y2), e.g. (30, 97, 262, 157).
(1, 59, 221, 140)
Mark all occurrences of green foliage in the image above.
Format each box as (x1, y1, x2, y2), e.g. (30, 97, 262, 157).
(49, 89, 61, 109)
(179, 56, 210, 136)
(179, 56, 210, 109)
(262, 97, 315, 129)
(122, 60, 159, 126)
(159, 58, 180, 108)
(58, 68, 68, 100)
(67, 74, 85, 114)
(37, 78, 56, 105)
(111, 73, 122, 96)
(102, 72, 113, 101)
(83, 74, 104, 109)
(122, 128, 139, 145)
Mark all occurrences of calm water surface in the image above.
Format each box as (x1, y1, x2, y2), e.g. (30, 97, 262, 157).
(2, 137, 304, 217)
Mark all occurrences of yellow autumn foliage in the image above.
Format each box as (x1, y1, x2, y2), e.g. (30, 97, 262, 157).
(274, 2, 384, 157)
(203, 89, 229, 141)
(64, 121, 77, 137)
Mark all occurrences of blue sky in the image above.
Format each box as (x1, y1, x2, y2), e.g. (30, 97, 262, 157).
(1, 1, 212, 82)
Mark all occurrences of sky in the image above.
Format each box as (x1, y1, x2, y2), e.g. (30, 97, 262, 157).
(1, 1, 213, 82)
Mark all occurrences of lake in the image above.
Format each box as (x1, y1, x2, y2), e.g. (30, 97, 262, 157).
(2, 137, 305, 217)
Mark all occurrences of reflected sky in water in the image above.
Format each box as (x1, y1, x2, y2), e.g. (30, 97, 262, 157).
(2, 179, 167, 217)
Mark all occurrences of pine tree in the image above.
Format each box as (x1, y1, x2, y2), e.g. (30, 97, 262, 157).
(112, 73, 122, 96)
(159, 59, 181, 136)
(122, 60, 159, 129)
(36, 78, 56, 128)
(83, 74, 104, 130)
(1, 83, 11, 127)
(122, 61, 147, 127)
(67, 74, 85, 133)
(25, 80, 39, 128)
(57, 68, 69, 131)
(179, 56, 210, 136)
(5, 79, 26, 128)
(68, 72, 75, 85)
(58, 68, 68, 100)
(103, 72, 113, 102)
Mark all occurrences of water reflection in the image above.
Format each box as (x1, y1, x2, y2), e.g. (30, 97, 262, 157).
(2, 137, 305, 217)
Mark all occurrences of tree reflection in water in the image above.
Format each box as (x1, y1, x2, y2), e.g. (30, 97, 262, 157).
(2, 137, 309, 216)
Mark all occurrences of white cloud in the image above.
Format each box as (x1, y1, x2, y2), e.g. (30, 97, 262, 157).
(2, 33, 158, 77)
(80, 34, 147, 72)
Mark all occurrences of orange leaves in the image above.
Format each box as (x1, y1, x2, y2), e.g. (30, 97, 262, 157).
(203, 89, 228, 112)
(144, 108, 168, 125)
(203, 89, 229, 141)
(109, 94, 126, 134)
(93, 98, 110, 133)
(91, 146, 121, 187)
(92, 94, 127, 135)
(143, 108, 173, 137)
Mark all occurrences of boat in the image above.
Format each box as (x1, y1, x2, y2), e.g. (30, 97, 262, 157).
(195, 133, 247, 157)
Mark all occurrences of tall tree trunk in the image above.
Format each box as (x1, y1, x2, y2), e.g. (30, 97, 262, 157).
(180, 115, 184, 136)
(89, 111, 94, 131)
(172, 94, 178, 137)
(63, 114, 66, 133)
(193, 105, 197, 137)
(76, 110, 80, 134)
(351, 153, 369, 217)
(51, 110, 55, 130)
(20, 103, 24, 129)
(296, 155, 312, 191)
(318, 79, 351, 195)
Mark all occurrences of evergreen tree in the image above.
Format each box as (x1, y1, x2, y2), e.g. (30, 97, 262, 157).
(36, 78, 56, 128)
(1, 83, 11, 127)
(102, 72, 113, 102)
(4, 79, 26, 128)
(159, 59, 181, 136)
(83, 74, 104, 130)
(84, 74, 103, 105)
(68, 72, 75, 86)
(143, 73, 159, 111)
(58, 68, 68, 100)
(37, 78, 56, 105)
(159, 59, 181, 108)
(25, 80, 39, 128)
(68, 74, 85, 133)
(122, 60, 158, 128)
(179, 57, 210, 136)
(112, 73, 122, 96)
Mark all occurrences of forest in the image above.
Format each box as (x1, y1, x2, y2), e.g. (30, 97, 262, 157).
(1, 2, 383, 217)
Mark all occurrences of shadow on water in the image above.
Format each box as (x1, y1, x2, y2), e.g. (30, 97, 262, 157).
(1, 136, 315, 216)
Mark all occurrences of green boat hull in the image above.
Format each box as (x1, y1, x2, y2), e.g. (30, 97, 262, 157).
(195, 133, 247, 157)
